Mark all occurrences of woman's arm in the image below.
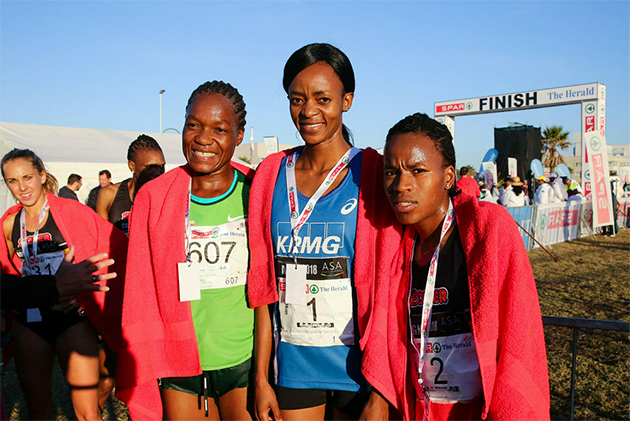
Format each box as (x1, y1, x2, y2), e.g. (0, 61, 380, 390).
(359, 388, 390, 421)
(254, 305, 282, 421)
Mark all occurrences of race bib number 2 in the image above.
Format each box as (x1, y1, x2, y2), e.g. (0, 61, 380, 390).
(189, 221, 248, 290)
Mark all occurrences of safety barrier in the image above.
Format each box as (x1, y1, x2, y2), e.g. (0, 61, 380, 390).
(504, 199, 628, 250)
(542, 316, 630, 420)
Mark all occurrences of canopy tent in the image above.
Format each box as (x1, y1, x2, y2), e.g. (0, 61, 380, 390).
(0, 122, 186, 215)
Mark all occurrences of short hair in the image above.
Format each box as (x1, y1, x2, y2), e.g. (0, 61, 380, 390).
(385, 113, 458, 196)
(99, 169, 112, 179)
(460, 166, 469, 176)
(1, 148, 58, 194)
(67, 173, 82, 185)
(128, 134, 163, 162)
(283, 43, 355, 145)
(186, 81, 247, 130)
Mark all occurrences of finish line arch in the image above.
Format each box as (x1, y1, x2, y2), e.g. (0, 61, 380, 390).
(433, 82, 613, 228)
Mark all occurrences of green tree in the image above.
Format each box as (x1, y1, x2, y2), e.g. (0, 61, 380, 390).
(541, 125, 570, 171)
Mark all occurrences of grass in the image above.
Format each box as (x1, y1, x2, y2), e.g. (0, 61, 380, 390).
(2, 230, 629, 420)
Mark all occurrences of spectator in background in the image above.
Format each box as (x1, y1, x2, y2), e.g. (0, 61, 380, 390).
(548, 172, 566, 203)
(499, 176, 513, 205)
(58, 173, 82, 201)
(96, 135, 165, 234)
(503, 176, 528, 207)
(566, 188, 585, 205)
(534, 176, 552, 205)
(564, 176, 582, 195)
(456, 166, 480, 198)
(479, 182, 494, 202)
(86, 169, 112, 211)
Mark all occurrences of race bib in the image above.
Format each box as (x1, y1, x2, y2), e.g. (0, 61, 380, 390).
(189, 221, 248, 290)
(412, 332, 483, 402)
(276, 256, 354, 347)
(21, 250, 65, 277)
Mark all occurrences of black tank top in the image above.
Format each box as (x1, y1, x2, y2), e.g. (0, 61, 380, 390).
(11, 209, 67, 269)
(108, 178, 133, 235)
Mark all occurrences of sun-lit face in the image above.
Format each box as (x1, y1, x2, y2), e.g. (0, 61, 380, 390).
(3, 158, 47, 208)
(99, 173, 111, 187)
(383, 132, 455, 235)
(183, 92, 244, 176)
(287, 61, 353, 147)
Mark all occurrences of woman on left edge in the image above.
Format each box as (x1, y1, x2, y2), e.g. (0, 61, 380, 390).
(116, 81, 255, 421)
(1, 148, 127, 421)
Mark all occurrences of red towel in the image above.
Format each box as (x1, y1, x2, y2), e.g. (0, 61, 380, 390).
(116, 163, 255, 420)
(0, 193, 127, 352)
(363, 193, 550, 420)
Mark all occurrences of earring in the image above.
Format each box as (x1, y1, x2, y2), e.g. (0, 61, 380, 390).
(446, 184, 450, 189)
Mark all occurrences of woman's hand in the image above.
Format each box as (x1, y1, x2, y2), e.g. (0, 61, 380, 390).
(359, 390, 389, 421)
(255, 378, 282, 421)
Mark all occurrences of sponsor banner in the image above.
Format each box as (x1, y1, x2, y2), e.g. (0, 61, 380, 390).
(481, 161, 497, 189)
(481, 148, 498, 164)
(435, 115, 455, 137)
(505, 205, 534, 249)
(584, 132, 613, 228)
(530, 159, 544, 178)
(435, 83, 599, 116)
(533, 202, 582, 247)
(556, 163, 570, 178)
(508, 158, 517, 178)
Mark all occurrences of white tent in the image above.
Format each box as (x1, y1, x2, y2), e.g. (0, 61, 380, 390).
(0, 122, 186, 215)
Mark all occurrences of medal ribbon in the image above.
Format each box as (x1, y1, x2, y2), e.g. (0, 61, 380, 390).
(409, 198, 454, 420)
(285, 147, 360, 256)
(20, 199, 49, 270)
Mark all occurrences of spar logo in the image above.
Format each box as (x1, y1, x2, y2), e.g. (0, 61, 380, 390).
(426, 342, 442, 353)
(584, 103, 595, 114)
(585, 116, 595, 132)
(436, 102, 466, 113)
(590, 136, 602, 152)
(547, 210, 579, 229)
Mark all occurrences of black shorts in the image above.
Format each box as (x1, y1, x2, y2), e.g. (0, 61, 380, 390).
(275, 385, 369, 417)
(14, 307, 87, 345)
(159, 358, 251, 400)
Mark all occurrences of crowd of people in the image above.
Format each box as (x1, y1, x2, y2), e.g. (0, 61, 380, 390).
(464, 170, 585, 208)
(1, 43, 550, 421)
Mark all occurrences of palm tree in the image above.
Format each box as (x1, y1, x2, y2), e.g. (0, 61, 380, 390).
(541, 125, 570, 171)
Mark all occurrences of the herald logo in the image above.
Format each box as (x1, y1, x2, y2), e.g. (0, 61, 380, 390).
(436, 103, 465, 113)
(585, 116, 595, 132)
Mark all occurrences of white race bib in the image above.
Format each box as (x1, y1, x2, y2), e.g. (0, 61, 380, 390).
(21, 250, 65, 277)
(189, 221, 248, 290)
(412, 332, 483, 403)
(276, 256, 354, 347)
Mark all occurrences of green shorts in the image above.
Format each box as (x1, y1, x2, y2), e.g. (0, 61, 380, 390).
(159, 358, 251, 400)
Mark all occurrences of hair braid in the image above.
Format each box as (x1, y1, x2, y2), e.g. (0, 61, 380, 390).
(186, 81, 247, 130)
(127, 134, 163, 162)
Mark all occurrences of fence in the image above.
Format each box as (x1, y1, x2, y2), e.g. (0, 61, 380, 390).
(542, 316, 630, 420)
(505, 197, 629, 250)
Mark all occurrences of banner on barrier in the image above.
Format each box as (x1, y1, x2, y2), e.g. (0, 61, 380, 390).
(505, 205, 534, 249)
(534, 202, 582, 247)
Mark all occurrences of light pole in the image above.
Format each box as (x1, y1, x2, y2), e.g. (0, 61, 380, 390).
(159, 90, 165, 133)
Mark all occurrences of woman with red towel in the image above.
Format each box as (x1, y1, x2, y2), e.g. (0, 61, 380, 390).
(1, 149, 127, 420)
(248, 43, 402, 421)
(116, 81, 255, 421)
(370, 112, 550, 420)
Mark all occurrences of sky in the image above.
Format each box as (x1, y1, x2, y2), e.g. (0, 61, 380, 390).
(1, 0, 628, 170)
